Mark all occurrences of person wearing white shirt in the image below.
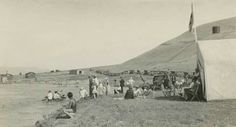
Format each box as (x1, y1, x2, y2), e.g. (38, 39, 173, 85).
(93, 76, 99, 86)
(79, 87, 88, 99)
(47, 90, 53, 101)
(128, 77, 135, 87)
(53, 91, 61, 100)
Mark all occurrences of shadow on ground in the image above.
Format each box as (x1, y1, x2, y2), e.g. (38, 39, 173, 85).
(155, 96, 185, 101)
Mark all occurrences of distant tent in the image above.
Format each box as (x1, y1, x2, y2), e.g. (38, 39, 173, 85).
(197, 39, 236, 101)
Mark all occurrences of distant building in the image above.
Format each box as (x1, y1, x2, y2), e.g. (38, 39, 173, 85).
(55, 70, 61, 72)
(69, 69, 78, 75)
(25, 72, 36, 78)
(69, 69, 83, 75)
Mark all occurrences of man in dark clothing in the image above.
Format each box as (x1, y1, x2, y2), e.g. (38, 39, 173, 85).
(120, 77, 125, 93)
(124, 86, 134, 99)
(163, 76, 171, 89)
(171, 74, 176, 86)
(88, 76, 93, 97)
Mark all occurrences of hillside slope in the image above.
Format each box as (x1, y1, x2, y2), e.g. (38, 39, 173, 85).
(100, 17, 236, 72)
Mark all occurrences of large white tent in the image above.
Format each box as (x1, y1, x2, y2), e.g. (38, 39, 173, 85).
(197, 39, 236, 101)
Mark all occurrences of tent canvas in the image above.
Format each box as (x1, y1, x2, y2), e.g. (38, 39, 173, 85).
(197, 39, 236, 101)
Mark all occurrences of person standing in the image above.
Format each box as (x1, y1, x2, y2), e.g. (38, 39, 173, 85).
(93, 76, 99, 86)
(114, 79, 117, 86)
(104, 77, 110, 95)
(88, 76, 93, 97)
(119, 77, 125, 93)
(92, 85, 98, 99)
(128, 77, 135, 88)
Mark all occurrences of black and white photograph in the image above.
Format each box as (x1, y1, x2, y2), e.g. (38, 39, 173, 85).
(0, 0, 236, 127)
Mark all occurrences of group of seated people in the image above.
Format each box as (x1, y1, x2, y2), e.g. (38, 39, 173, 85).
(46, 90, 65, 101)
(159, 71, 201, 101)
(180, 77, 201, 100)
(124, 86, 153, 99)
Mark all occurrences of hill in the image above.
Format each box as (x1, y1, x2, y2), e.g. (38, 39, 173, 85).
(95, 17, 236, 72)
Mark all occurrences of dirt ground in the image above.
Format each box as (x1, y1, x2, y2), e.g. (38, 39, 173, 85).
(43, 92, 236, 127)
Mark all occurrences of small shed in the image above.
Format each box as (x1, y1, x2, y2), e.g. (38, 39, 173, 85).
(69, 69, 78, 75)
(25, 72, 36, 78)
(69, 70, 83, 75)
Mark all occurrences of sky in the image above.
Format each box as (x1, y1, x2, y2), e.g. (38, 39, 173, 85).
(0, 0, 236, 70)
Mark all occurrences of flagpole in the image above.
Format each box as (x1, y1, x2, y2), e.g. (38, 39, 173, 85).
(192, 0, 198, 43)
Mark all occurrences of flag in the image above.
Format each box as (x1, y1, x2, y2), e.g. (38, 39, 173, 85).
(189, 3, 194, 32)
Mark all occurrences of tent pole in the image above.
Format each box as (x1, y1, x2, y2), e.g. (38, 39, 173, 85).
(192, 0, 198, 43)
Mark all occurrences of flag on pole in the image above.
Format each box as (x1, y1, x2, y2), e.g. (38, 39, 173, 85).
(189, 3, 194, 32)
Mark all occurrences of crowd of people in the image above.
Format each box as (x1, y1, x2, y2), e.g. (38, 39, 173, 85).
(51, 75, 141, 119)
(158, 69, 202, 100)
(88, 76, 110, 99)
(43, 70, 201, 120)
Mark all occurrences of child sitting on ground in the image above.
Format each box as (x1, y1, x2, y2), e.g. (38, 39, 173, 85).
(79, 87, 88, 99)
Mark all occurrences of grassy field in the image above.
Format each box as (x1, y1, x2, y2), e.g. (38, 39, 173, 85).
(41, 92, 236, 127)
(5, 72, 236, 127)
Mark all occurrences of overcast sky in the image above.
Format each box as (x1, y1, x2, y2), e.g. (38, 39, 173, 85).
(0, 0, 236, 70)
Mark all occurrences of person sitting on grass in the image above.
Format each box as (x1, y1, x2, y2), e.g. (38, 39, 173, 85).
(124, 86, 134, 99)
(62, 92, 77, 118)
(53, 91, 61, 100)
(114, 86, 122, 94)
(47, 90, 53, 101)
(134, 86, 143, 97)
(79, 87, 88, 99)
(143, 87, 153, 97)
